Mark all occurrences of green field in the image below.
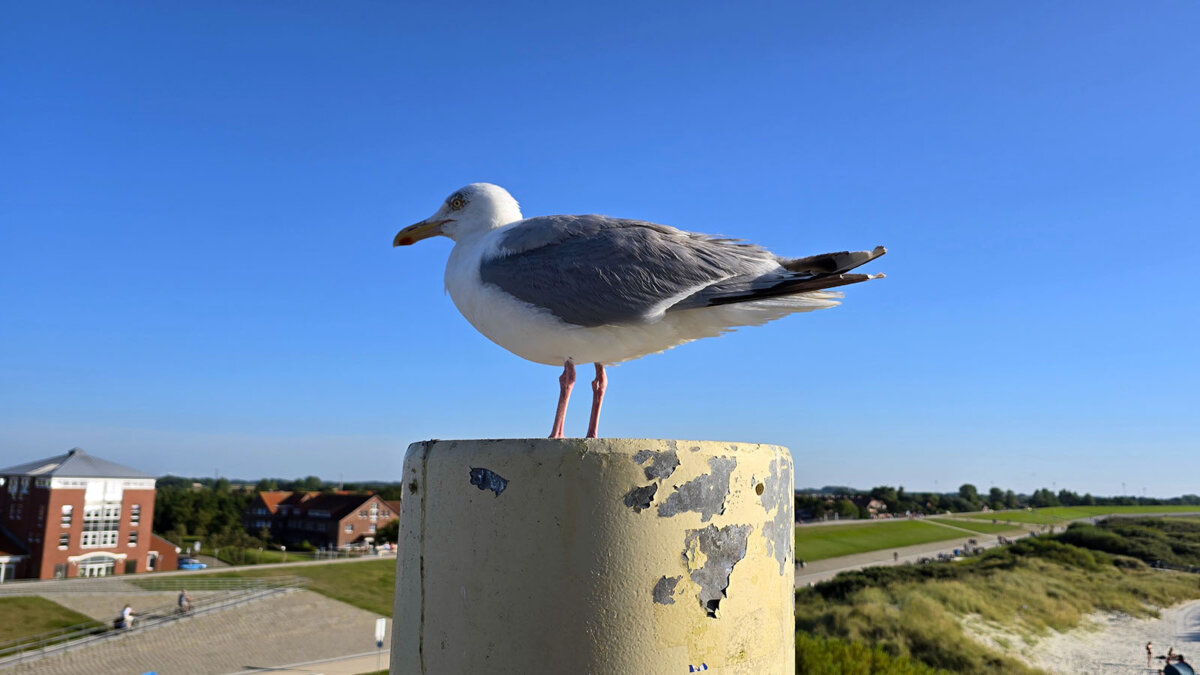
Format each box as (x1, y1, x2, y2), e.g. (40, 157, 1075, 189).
(795, 521, 973, 562)
(928, 518, 1023, 535)
(211, 559, 396, 616)
(966, 505, 1200, 525)
(0, 597, 98, 645)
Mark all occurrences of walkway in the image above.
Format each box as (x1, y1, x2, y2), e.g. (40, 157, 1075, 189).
(5, 590, 389, 675)
(796, 524, 1065, 586)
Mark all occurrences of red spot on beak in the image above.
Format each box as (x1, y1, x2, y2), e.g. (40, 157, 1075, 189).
(398, 237, 414, 246)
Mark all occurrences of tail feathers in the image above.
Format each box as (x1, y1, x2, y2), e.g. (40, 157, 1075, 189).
(780, 245, 887, 275)
(704, 271, 883, 306)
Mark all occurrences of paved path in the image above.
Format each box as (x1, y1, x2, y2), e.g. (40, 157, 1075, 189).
(36, 591, 224, 623)
(796, 527, 1042, 587)
(7, 590, 389, 675)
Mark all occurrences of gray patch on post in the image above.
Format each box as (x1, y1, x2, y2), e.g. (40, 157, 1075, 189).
(683, 523, 751, 618)
(468, 467, 508, 496)
(632, 448, 680, 481)
(656, 456, 736, 521)
(623, 484, 658, 513)
(760, 457, 793, 575)
(652, 575, 681, 605)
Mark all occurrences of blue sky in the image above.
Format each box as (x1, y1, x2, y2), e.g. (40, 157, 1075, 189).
(2, 2, 1197, 496)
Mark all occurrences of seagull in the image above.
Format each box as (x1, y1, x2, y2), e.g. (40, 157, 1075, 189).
(394, 183, 885, 439)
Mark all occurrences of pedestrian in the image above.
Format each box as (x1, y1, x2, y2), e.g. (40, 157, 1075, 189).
(1167, 646, 1176, 663)
(120, 604, 135, 630)
(893, 551, 899, 562)
(178, 589, 192, 613)
(1147, 641, 1153, 667)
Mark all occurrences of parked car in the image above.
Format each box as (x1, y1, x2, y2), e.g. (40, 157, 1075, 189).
(177, 557, 207, 570)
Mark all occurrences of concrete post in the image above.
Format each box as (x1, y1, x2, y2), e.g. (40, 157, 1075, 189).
(391, 438, 794, 674)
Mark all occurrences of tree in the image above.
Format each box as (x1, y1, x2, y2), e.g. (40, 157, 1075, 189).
(958, 484, 980, 507)
(376, 518, 400, 544)
(834, 498, 858, 519)
(988, 487, 1005, 509)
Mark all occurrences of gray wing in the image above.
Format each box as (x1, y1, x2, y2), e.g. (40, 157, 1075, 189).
(479, 215, 777, 327)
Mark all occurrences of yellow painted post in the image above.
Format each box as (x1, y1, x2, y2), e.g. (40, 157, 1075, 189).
(391, 439, 794, 674)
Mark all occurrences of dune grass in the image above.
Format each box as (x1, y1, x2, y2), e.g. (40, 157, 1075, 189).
(797, 520, 1200, 674)
(928, 518, 1023, 535)
(796, 632, 955, 674)
(0, 597, 98, 644)
(796, 520, 970, 562)
(211, 559, 396, 616)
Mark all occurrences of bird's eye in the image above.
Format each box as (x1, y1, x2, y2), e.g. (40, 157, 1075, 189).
(449, 196, 466, 210)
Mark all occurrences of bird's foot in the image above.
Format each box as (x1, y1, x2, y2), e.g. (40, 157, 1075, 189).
(586, 363, 607, 439)
(549, 359, 576, 439)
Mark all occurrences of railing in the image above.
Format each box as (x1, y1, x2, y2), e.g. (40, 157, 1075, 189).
(130, 576, 304, 592)
(0, 577, 305, 669)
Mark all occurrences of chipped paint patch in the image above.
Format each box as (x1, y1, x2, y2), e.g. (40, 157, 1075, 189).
(652, 575, 681, 605)
(657, 456, 736, 521)
(468, 467, 508, 496)
(632, 448, 680, 481)
(760, 457, 793, 575)
(683, 523, 751, 618)
(623, 484, 658, 513)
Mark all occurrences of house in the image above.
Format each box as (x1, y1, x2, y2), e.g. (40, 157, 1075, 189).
(244, 491, 399, 549)
(0, 448, 162, 580)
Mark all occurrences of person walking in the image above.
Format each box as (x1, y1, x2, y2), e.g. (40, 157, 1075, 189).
(178, 589, 192, 613)
(1147, 641, 1154, 667)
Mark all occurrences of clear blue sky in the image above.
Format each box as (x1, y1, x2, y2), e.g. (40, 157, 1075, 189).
(2, 2, 1197, 496)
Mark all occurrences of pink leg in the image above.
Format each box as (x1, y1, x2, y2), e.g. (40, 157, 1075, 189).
(586, 363, 607, 439)
(549, 359, 576, 439)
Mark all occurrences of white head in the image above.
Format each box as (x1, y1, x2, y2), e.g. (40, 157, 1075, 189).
(393, 183, 523, 246)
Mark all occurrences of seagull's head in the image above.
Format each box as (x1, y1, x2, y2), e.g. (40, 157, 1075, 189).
(393, 183, 523, 246)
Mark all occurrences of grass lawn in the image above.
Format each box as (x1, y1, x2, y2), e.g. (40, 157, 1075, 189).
(0, 597, 98, 645)
(928, 518, 1023, 535)
(965, 505, 1200, 525)
(211, 559, 396, 616)
(795, 520, 970, 562)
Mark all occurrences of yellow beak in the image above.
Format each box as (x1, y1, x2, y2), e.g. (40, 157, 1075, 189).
(393, 219, 452, 247)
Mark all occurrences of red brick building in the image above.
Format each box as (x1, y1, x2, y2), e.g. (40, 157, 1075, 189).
(0, 448, 167, 581)
(244, 491, 399, 549)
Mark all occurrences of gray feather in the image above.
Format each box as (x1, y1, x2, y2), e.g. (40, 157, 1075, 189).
(479, 215, 774, 327)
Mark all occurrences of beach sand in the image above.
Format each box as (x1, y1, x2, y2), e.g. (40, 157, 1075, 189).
(964, 598, 1200, 674)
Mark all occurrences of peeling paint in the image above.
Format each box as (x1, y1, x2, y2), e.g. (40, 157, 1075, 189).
(760, 457, 793, 575)
(652, 575, 681, 604)
(682, 523, 751, 618)
(468, 467, 508, 496)
(632, 448, 680, 481)
(623, 484, 658, 513)
(657, 456, 736, 521)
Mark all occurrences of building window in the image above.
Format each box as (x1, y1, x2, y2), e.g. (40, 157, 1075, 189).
(128, 531, 138, 546)
(359, 510, 368, 518)
(344, 524, 353, 533)
(130, 504, 140, 525)
(368, 524, 376, 533)
(59, 533, 69, 549)
(61, 505, 73, 527)
(82, 504, 121, 548)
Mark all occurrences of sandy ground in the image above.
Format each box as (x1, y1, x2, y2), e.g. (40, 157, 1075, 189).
(965, 598, 1200, 674)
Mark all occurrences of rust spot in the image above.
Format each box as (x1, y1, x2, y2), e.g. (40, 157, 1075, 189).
(755, 483, 765, 496)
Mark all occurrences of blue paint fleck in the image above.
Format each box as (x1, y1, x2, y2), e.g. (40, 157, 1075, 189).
(469, 467, 508, 496)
